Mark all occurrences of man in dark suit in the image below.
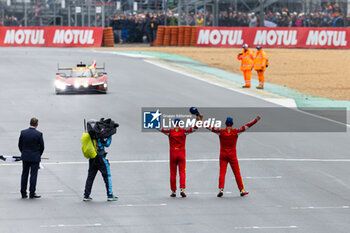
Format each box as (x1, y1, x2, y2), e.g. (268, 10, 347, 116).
(18, 118, 44, 199)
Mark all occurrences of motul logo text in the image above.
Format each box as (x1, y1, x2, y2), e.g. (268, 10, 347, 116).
(53, 30, 95, 44)
(306, 30, 347, 46)
(195, 27, 350, 49)
(4, 30, 45, 44)
(197, 29, 244, 45)
(0, 27, 102, 47)
(254, 30, 298, 46)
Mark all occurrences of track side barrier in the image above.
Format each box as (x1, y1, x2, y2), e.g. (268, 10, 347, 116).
(0, 26, 103, 47)
(195, 27, 350, 49)
(102, 27, 114, 47)
(152, 26, 349, 49)
(152, 26, 198, 47)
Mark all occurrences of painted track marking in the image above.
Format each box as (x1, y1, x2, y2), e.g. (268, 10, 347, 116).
(40, 223, 102, 228)
(233, 225, 298, 230)
(291, 206, 349, 210)
(2, 158, 350, 166)
(111, 203, 167, 207)
(244, 176, 282, 179)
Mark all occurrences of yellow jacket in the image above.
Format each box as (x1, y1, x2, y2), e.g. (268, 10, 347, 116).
(197, 17, 204, 26)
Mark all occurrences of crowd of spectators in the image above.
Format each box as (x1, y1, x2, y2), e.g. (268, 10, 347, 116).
(107, 2, 347, 44)
(264, 2, 346, 27)
(216, 3, 346, 27)
(108, 13, 166, 43)
(1, 2, 348, 43)
(1, 15, 21, 26)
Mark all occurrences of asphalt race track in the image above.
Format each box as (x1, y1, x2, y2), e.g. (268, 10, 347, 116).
(0, 48, 349, 233)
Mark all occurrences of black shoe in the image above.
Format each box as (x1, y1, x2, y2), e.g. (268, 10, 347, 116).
(107, 196, 118, 202)
(29, 194, 41, 199)
(242, 85, 251, 88)
(217, 189, 224, 198)
(21, 195, 28, 199)
(83, 196, 92, 201)
(240, 189, 249, 197)
(180, 189, 187, 198)
(170, 191, 176, 197)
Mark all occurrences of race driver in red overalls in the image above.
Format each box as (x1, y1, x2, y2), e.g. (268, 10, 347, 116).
(208, 115, 261, 197)
(160, 115, 202, 198)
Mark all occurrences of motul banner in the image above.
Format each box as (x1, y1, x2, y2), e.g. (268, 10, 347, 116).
(0, 27, 103, 47)
(196, 27, 349, 49)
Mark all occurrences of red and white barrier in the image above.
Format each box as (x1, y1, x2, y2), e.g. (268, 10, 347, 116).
(0, 27, 103, 47)
(196, 27, 349, 49)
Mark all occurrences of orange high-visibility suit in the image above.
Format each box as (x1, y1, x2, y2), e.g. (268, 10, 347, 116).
(253, 49, 269, 88)
(237, 49, 255, 88)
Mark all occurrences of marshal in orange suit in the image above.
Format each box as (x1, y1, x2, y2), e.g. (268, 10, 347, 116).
(237, 44, 255, 88)
(253, 46, 269, 89)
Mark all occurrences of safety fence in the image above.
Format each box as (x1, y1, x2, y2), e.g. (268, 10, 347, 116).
(152, 26, 350, 49)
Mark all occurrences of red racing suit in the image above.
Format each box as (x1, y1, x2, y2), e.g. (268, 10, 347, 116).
(161, 126, 197, 191)
(209, 118, 258, 190)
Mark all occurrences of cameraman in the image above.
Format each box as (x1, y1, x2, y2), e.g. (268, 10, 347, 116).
(83, 127, 117, 201)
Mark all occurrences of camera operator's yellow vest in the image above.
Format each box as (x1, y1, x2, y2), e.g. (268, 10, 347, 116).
(81, 133, 97, 159)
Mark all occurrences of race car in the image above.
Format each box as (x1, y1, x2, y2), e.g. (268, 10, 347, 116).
(55, 61, 108, 94)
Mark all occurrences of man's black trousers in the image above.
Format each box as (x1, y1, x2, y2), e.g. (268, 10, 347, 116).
(84, 155, 113, 198)
(21, 161, 40, 197)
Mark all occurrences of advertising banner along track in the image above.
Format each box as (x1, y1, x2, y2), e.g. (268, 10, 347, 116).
(196, 27, 349, 49)
(0, 27, 103, 47)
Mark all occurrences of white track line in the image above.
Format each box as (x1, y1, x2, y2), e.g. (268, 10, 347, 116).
(244, 176, 282, 179)
(40, 223, 102, 228)
(234, 225, 298, 230)
(111, 203, 167, 207)
(92, 50, 154, 58)
(9, 190, 63, 194)
(188, 191, 232, 195)
(322, 172, 350, 189)
(241, 158, 350, 162)
(2, 158, 350, 166)
(291, 206, 350, 210)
